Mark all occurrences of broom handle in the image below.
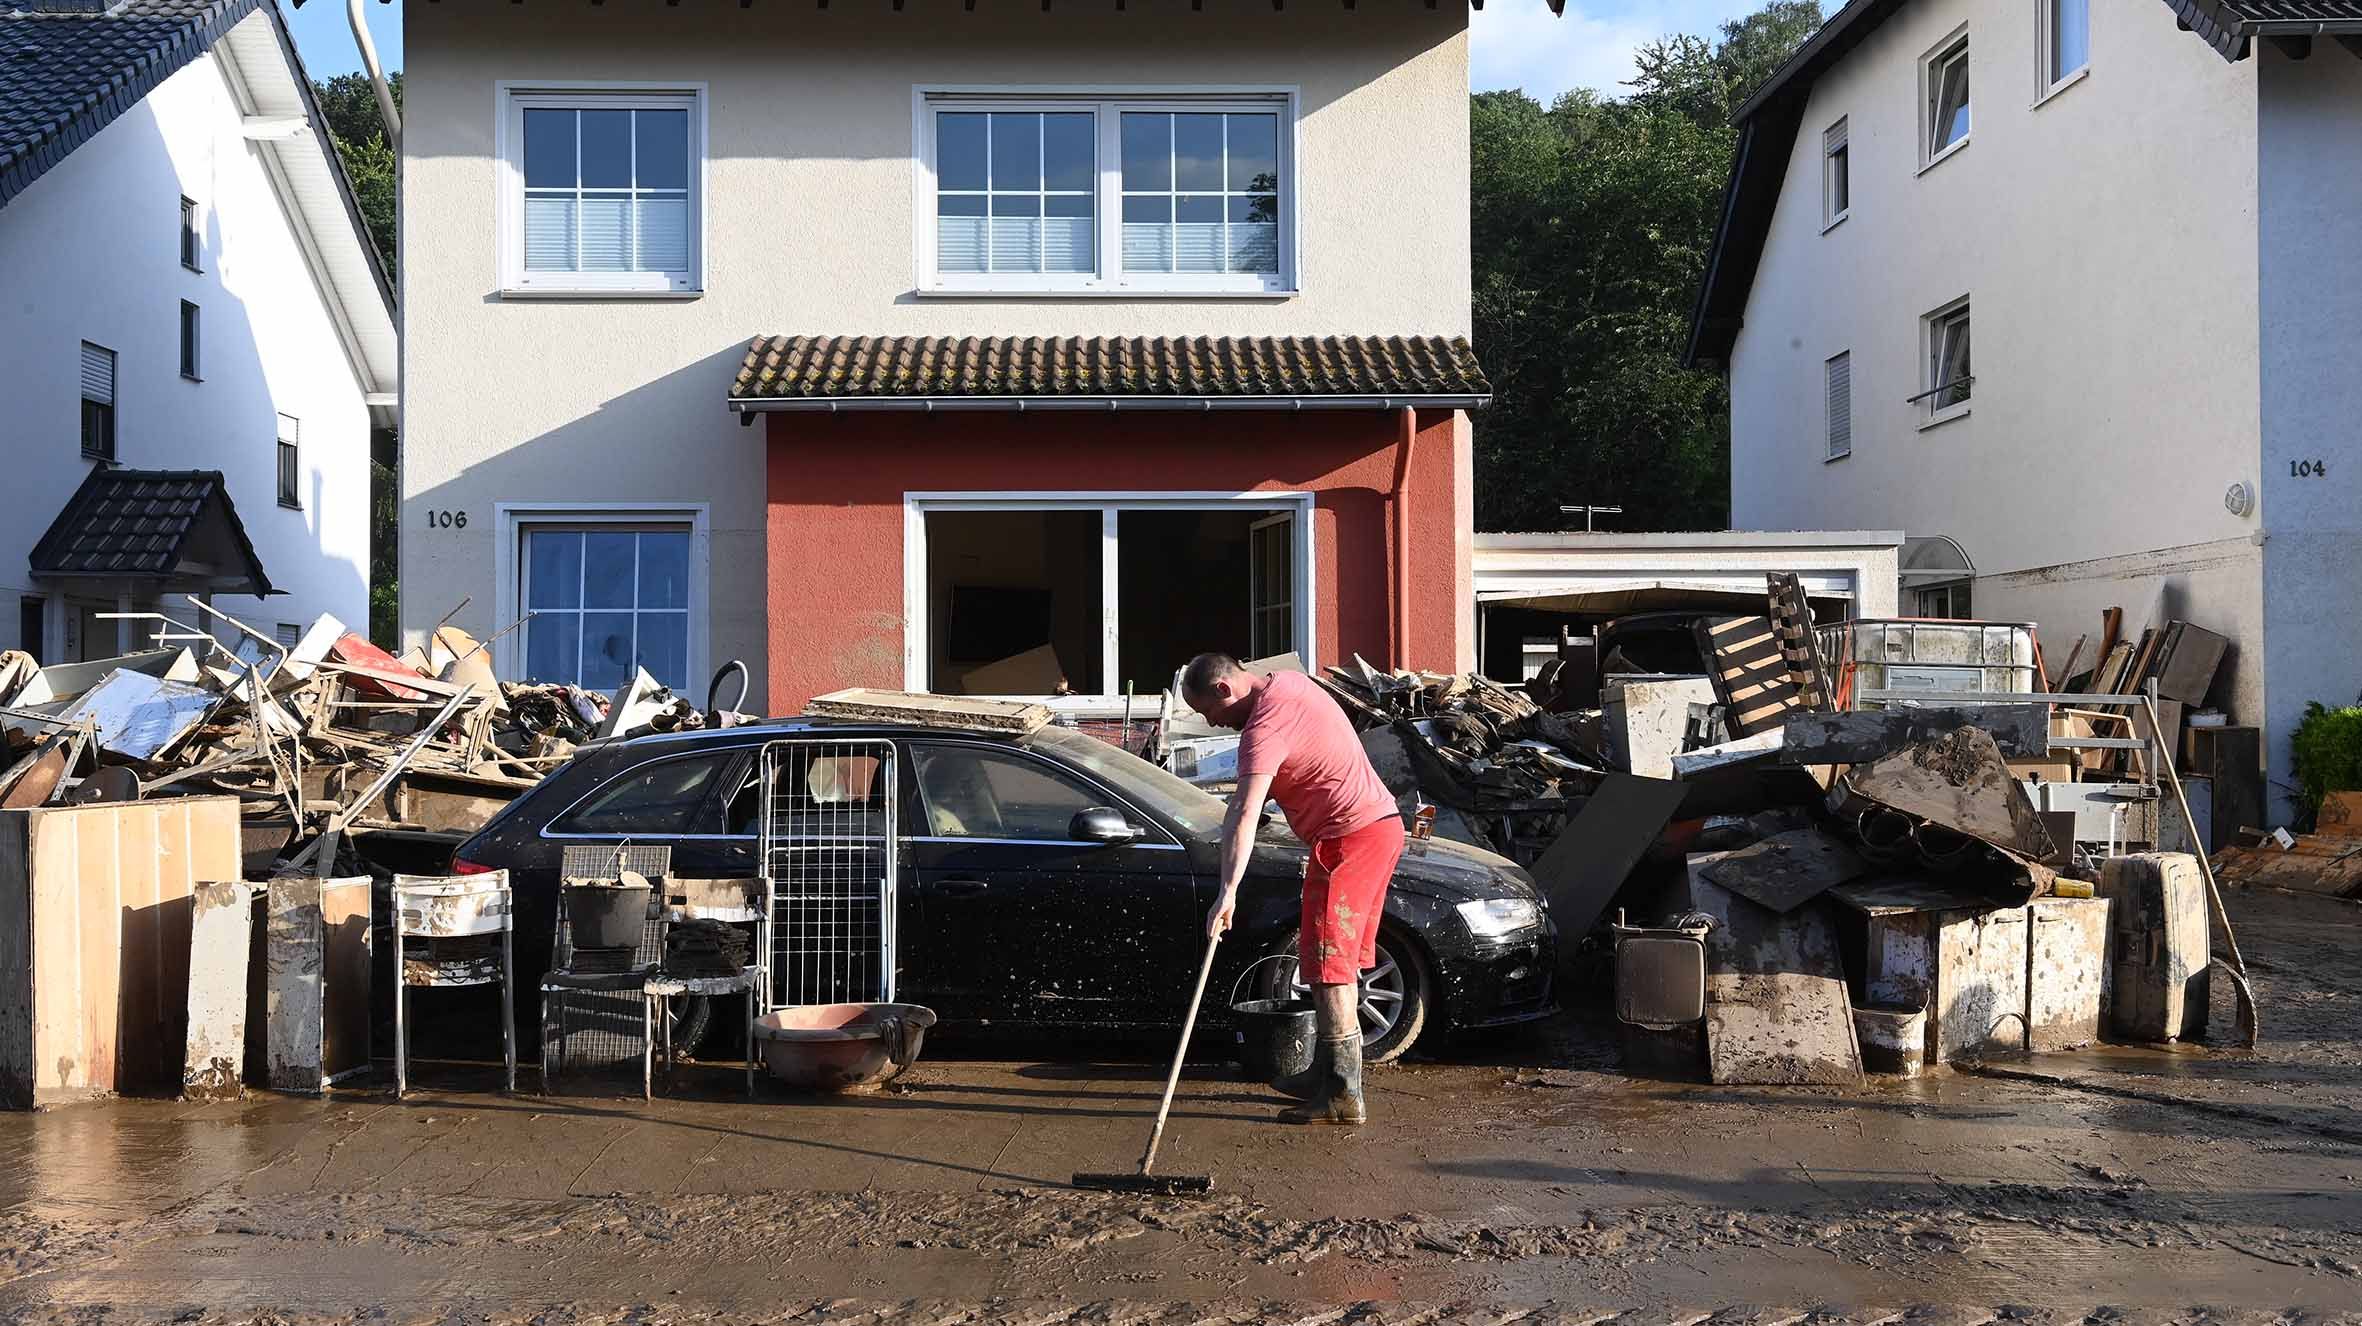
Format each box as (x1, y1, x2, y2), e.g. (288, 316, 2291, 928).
(1138, 928, 1223, 1176)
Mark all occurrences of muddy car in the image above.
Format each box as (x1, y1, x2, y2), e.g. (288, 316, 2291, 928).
(453, 719, 1558, 1062)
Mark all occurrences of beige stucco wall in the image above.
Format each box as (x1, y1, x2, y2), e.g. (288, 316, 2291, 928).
(399, 2, 1471, 697)
(1725, 2, 2263, 671)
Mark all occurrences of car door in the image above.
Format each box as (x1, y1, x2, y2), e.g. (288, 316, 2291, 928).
(905, 739, 1200, 1027)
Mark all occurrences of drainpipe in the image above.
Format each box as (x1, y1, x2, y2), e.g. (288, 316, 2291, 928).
(349, 0, 400, 152)
(1392, 407, 1416, 670)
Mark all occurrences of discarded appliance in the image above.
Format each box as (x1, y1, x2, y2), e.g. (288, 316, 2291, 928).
(264, 875, 373, 1094)
(0, 796, 243, 1109)
(752, 1002, 938, 1093)
(2097, 853, 2211, 1042)
(1611, 910, 1710, 1028)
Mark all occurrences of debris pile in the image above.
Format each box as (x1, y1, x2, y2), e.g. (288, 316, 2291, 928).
(0, 596, 747, 880)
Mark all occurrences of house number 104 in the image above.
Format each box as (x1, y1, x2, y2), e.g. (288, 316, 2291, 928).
(2291, 460, 2329, 478)
(423, 509, 469, 528)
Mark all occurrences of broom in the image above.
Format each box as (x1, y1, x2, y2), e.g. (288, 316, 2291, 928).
(1072, 925, 1222, 1196)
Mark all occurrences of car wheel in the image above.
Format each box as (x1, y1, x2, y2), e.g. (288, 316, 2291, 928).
(666, 994, 714, 1057)
(1261, 926, 1433, 1064)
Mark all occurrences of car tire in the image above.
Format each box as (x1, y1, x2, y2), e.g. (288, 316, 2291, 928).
(1261, 926, 1433, 1065)
(666, 994, 714, 1057)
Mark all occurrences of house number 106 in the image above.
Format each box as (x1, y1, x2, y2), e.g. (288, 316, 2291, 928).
(423, 509, 468, 528)
(2291, 460, 2329, 478)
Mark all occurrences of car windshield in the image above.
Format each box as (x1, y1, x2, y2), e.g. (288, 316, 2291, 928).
(1027, 726, 1228, 838)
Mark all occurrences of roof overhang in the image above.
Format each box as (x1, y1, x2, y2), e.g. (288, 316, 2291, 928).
(730, 392, 1488, 414)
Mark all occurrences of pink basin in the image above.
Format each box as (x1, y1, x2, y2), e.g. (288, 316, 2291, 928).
(752, 1003, 937, 1093)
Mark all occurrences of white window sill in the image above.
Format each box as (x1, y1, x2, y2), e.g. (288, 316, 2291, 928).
(1821, 212, 1849, 236)
(2033, 66, 2090, 111)
(1919, 403, 1971, 431)
(913, 285, 1299, 301)
(1825, 448, 1852, 463)
(1917, 135, 1971, 177)
(500, 287, 705, 301)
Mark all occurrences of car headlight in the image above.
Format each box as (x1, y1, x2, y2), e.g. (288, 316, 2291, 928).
(1456, 898, 1542, 939)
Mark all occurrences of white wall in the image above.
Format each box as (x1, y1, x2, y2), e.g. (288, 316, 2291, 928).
(400, 0, 1472, 699)
(2257, 46, 2362, 818)
(1726, 1, 2262, 645)
(0, 42, 376, 656)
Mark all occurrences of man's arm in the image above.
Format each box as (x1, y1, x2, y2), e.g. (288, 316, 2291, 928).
(1206, 770, 1275, 939)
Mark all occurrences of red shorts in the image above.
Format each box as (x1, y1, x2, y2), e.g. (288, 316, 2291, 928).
(1299, 817, 1404, 985)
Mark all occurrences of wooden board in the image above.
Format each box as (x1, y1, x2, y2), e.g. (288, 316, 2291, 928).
(1695, 615, 1806, 738)
(1688, 858, 1861, 1086)
(1526, 773, 1689, 939)
(2028, 896, 2109, 1052)
(1782, 705, 2049, 764)
(183, 881, 252, 1101)
(1698, 829, 1868, 914)
(804, 688, 1051, 735)
(0, 798, 239, 1109)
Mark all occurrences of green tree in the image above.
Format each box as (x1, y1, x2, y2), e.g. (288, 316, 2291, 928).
(313, 71, 400, 276)
(1471, 1, 1820, 533)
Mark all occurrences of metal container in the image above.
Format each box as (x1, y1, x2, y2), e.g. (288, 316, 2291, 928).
(1818, 619, 2038, 703)
(1611, 911, 1710, 1028)
(1853, 1004, 1927, 1077)
(2097, 853, 2210, 1042)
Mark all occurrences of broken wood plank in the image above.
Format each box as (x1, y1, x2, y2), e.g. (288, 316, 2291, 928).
(1781, 704, 2049, 764)
(804, 688, 1051, 736)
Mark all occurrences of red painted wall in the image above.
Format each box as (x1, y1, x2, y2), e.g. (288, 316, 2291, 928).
(763, 408, 1469, 713)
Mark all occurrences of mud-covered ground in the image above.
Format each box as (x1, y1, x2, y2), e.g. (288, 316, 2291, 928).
(2, 887, 2359, 1325)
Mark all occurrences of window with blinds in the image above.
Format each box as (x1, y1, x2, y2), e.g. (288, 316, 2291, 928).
(1825, 351, 1852, 461)
(276, 413, 300, 510)
(503, 88, 701, 294)
(179, 301, 201, 379)
(180, 196, 200, 270)
(79, 341, 115, 460)
(1822, 118, 1849, 229)
(922, 92, 1294, 295)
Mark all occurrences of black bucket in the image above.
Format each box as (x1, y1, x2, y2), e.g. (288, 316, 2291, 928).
(1232, 998, 1317, 1083)
(563, 882, 653, 950)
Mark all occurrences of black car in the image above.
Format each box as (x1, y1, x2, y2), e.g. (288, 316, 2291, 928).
(453, 718, 1557, 1062)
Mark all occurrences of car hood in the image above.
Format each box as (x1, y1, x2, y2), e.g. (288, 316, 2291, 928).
(1244, 827, 1541, 906)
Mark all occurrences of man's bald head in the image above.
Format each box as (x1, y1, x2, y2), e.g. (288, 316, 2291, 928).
(1181, 652, 1258, 728)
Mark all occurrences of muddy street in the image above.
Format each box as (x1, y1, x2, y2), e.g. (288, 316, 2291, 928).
(2, 887, 2359, 1325)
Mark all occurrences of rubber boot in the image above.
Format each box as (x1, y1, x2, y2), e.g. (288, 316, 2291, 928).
(1278, 1033, 1367, 1125)
(1270, 1038, 1324, 1101)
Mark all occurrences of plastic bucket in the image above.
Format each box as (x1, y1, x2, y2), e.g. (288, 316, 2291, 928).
(564, 882, 652, 949)
(1229, 953, 1317, 1083)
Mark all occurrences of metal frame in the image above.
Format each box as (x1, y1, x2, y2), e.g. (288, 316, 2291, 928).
(759, 737, 900, 1010)
(392, 873, 517, 1097)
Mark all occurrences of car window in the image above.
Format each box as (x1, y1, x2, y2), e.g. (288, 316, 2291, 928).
(912, 744, 1104, 840)
(553, 751, 731, 835)
(723, 746, 890, 836)
(1029, 726, 1224, 837)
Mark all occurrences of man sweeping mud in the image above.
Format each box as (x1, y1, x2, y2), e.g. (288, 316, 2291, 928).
(1183, 653, 1404, 1126)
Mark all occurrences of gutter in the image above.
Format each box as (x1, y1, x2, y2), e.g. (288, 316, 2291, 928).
(728, 393, 1491, 414)
(348, 0, 399, 151)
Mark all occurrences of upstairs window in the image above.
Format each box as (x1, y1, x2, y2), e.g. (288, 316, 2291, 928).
(1825, 351, 1852, 460)
(80, 341, 115, 460)
(1822, 118, 1850, 229)
(2042, 0, 2090, 94)
(179, 301, 201, 380)
(276, 413, 301, 510)
(501, 86, 702, 295)
(1920, 298, 1972, 423)
(1924, 32, 1972, 166)
(180, 196, 200, 271)
(920, 92, 1294, 296)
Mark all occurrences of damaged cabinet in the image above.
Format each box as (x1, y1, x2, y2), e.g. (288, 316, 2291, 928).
(265, 876, 373, 1093)
(2028, 896, 2110, 1052)
(2097, 853, 2210, 1042)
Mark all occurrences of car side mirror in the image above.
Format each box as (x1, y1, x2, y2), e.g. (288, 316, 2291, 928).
(1070, 807, 1141, 845)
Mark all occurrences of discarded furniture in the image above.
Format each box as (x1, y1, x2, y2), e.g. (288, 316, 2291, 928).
(2097, 853, 2211, 1041)
(265, 875, 374, 1093)
(183, 880, 252, 1101)
(651, 877, 770, 1095)
(1610, 910, 1709, 1028)
(542, 870, 668, 1099)
(1687, 859, 1862, 1085)
(393, 873, 517, 1096)
(2180, 725, 2262, 851)
(1604, 675, 1716, 778)
(2028, 896, 2110, 1051)
(0, 796, 241, 1109)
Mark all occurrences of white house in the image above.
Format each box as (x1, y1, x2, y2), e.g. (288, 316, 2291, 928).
(1685, 0, 2362, 815)
(0, 0, 396, 662)
(391, 1, 1592, 717)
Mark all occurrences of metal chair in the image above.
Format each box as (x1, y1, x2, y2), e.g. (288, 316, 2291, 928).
(650, 877, 772, 1096)
(541, 846, 673, 1098)
(391, 872, 516, 1097)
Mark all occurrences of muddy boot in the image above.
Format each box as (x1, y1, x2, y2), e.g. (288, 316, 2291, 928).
(1277, 1034, 1366, 1125)
(1269, 1038, 1326, 1101)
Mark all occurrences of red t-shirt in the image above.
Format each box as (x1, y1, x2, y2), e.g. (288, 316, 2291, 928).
(1236, 670, 1398, 844)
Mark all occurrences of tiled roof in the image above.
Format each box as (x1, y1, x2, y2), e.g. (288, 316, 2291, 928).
(0, 0, 261, 209)
(2165, 0, 2362, 59)
(730, 336, 1490, 406)
(30, 467, 273, 593)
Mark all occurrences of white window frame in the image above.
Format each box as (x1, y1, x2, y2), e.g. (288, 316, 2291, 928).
(901, 490, 1317, 712)
(1821, 117, 1850, 231)
(1919, 27, 1973, 172)
(1919, 296, 1973, 429)
(494, 82, 708, 298)
(1825, 350, 1853, 461)
(275, 413, 301, 511)
(492, 502, 712, 690)
(2035, 0, 2091, 104)
(911, 85, 1300, 298)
